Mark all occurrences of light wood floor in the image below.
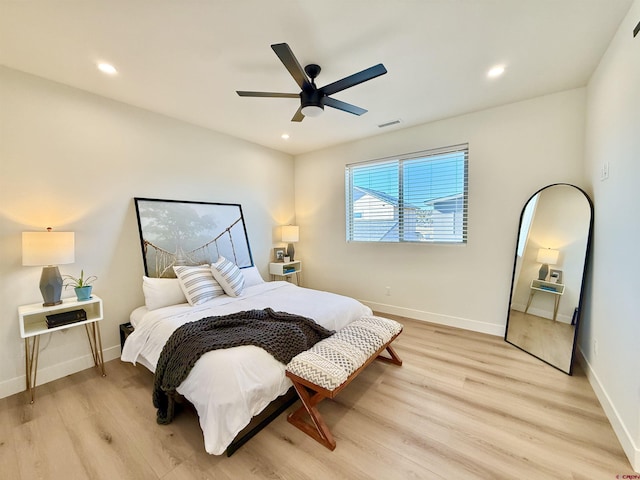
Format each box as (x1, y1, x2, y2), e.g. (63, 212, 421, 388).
(0, 317, 633, 479)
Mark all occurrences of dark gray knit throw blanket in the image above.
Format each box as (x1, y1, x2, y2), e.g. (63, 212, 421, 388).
(153, 308, 334, 424)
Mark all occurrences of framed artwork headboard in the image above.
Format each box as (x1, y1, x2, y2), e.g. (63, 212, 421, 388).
(134, 197, 254, 278)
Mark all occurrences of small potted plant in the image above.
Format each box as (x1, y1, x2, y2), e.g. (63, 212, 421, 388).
(63, 270, 97, 301)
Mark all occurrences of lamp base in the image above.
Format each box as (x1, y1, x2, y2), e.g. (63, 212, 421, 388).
(538, 263, 549, 281)
(43, 300, 63, 307)
(286, 243, 295, 262)
(40, 266, 63, 306)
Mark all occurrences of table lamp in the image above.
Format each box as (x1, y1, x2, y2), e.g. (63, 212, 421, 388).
(536, 248, 559, 281)
(281, 225, 299, 261)
(22, 228, 75, 306)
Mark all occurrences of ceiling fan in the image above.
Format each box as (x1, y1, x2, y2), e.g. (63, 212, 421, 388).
(236, 43, 387, 122)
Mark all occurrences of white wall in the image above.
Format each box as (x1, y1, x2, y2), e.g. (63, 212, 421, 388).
(294, 89, 586, 336)
(0, 67, 294, 399)
(582, 0, 640, 471)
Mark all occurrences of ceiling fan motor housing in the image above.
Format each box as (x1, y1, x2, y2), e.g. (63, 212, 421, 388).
(300, 88, 324, 110)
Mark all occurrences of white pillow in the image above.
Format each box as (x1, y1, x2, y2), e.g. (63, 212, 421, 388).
(211, 257, 245, 297)
(142, 276, 187, 311)
(173, 264, 224, 305)
(241, 266, 265, 287)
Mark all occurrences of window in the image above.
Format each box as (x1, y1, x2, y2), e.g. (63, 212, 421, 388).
(345, 144, 468, 243)
(517, 193, 538, 257)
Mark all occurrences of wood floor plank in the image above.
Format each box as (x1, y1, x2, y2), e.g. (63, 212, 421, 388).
(0, 393, 23, 480)
(13, 410, 90, 479)
(329, 373, 562, 479)
(96, 369, 199, 477)
(65, 411, 158, 480)
(1, 316, 635, 479)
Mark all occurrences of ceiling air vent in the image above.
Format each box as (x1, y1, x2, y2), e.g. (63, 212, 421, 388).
(378, 119, 402, 128)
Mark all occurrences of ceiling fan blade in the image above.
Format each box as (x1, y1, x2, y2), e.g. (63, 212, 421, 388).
(236, 91, 299, 98)
(291, 106, 305, 122)
(271, 43, 309, 89)
(324, 97, 367, 116)
(321, 63, 387, 96)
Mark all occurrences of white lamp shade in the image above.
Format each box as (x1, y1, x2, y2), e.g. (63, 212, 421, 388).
(281, 225, 299, 243)
(536, 248, 559, 265)
(22, 231, 75, 266)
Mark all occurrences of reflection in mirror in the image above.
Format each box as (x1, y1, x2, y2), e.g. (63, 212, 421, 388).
(505, 184, 593, 374)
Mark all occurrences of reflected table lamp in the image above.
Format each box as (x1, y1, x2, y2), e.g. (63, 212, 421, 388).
(22, 228, 75, 306)
(281, 225, 299, 262)
(536, 248, 559, 281)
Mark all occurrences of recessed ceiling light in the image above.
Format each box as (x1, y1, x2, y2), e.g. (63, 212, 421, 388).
(487, 65, 505, 78)
(97, 62, 118, 75)
(281, 133, 290, 140)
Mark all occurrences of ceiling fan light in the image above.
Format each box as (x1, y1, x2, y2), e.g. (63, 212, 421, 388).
(301, 105, 324, 117)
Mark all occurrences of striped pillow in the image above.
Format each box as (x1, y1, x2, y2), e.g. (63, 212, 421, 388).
(211, 257, 245, 297)
(173, 265, 224, 305)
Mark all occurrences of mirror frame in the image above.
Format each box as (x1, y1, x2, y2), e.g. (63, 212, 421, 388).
(504, 183, 594, 375)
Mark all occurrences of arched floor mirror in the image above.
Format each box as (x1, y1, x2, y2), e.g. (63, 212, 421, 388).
(505, 184, 593, 374)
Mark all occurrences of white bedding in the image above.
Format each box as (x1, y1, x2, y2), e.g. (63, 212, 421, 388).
(121, 281, 371, 455)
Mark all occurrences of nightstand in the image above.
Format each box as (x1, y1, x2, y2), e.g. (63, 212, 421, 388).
(269, 261, 302, 286)
(18, 295, 106, 403)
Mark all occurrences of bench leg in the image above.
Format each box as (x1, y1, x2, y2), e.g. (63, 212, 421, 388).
(286, 335, 403, 451)
(287, 380, 336, 451)
(376, 345, 403, 366)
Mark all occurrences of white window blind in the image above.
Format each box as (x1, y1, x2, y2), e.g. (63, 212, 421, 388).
(345, 144, 468, 243)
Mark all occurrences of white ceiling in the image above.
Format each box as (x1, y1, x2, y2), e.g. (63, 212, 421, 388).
(0, 1, 633, 156)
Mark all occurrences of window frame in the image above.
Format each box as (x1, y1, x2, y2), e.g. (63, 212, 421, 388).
(345, 143, 469, 244)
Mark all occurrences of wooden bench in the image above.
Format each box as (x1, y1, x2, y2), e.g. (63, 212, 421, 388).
(285, 316, 403, 450)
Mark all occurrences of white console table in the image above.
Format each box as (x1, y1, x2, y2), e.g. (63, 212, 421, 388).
(18, 295, 106, 403)
(269, 261, 302, 286)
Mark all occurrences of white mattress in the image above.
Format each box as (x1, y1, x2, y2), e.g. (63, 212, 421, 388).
(121, 281, 371, 454)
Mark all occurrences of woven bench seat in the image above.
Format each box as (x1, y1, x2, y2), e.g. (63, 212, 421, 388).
(285, 315, 403, 450)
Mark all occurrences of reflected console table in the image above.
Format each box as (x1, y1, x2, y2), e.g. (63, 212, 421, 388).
(524, 279, 565, 321)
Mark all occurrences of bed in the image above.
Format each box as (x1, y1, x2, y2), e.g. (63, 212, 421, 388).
(122, 197, 372, 455)
(121, 275, 371, 455)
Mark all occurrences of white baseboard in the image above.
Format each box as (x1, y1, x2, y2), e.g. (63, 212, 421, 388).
(0, 344, 121, 400)
(361, 300, 505, 337)
(577, 347, 640, 473)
